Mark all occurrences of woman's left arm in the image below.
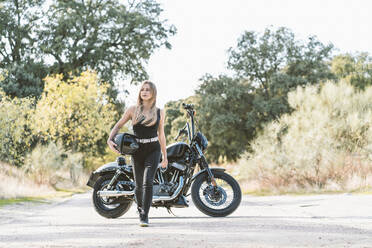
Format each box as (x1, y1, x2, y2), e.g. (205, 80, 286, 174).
(158, 109, 168, 168)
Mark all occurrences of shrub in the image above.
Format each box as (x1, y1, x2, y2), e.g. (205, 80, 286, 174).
(0, 90, 36, 166)
(31, 70, 117, 168)
(24, 142, 84, 187)
(236, 81, 372, 193)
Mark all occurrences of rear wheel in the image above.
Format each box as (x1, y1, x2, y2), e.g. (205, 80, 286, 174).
(191, 171, 241, 217)
(92, 174, 133, 219)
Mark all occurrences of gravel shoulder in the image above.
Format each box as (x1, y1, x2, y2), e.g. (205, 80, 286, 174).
(1, 192, 372, 248)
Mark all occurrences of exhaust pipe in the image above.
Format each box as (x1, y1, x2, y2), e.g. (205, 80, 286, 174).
(97, 190, 134, 197)
(97, 176, 184, 201)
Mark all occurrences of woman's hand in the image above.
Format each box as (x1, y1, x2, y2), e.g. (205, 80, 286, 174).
(107, 139, 120, 154)
(160, 157, 168, 169)
(107, 106, 134, 155)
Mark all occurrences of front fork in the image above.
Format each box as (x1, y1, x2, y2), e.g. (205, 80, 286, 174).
(204, 163, 218, 186)
(195, 144, 217, 187)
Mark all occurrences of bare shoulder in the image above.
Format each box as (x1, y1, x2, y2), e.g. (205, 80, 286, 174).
(128, 105, 136, 112)
(123, 105, 136, 118)
(126, 105, 137, 114)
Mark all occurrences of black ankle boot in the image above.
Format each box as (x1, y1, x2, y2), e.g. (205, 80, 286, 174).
(137, 207, 149, 227)
(139, 213, 149, 227)
(137, 207, 144, 219)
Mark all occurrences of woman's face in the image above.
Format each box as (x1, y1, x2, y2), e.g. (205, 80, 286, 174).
(140, 83, 153, 101)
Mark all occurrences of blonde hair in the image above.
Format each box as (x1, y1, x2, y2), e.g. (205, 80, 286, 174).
(132, 80, 157, 126)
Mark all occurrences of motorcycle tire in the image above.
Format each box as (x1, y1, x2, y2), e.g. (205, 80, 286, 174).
(92, 174, 133, 219)
(191, 170, 241, 217)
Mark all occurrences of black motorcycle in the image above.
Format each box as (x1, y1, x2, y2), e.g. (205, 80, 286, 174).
(87, 103, 241, 218)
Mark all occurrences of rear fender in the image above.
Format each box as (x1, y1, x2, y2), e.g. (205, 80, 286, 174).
(86, 162, 119, 188)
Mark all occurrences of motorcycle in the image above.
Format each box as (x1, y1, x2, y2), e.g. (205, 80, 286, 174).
(87, 103, 242, 218)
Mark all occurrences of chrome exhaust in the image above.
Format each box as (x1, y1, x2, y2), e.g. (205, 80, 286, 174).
(97, 176, 184, 201)
(97, 190, 134, 197)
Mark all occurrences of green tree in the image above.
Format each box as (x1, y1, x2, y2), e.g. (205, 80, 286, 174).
(331, 52, 372, 90)
(0, 0, 176, 102)
(0, 0, 47, 98)
(197, 27, 334, 162)
(228, 27, 334, 111)
(164, 96, 199, 145)
(0, 62, 47, 98)
(164, 100, 183, 143)
(196, 75, 254, 162)
(37, 0, 176, 100)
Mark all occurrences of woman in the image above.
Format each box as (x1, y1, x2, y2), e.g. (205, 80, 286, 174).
(107, 80, 168, 227)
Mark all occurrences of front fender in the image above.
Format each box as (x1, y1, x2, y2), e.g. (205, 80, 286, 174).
(86, 162, 120, 188)
(191, 167, 226, 182)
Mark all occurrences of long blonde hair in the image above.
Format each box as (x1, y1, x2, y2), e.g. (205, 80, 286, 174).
(132, 80, 157, 126)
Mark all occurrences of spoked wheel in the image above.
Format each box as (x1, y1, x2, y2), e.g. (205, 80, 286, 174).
(92, 174, 133, 219)
(191, 171, 241, 217)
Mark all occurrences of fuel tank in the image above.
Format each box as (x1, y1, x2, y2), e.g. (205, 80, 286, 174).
(166, 142, 190, 160)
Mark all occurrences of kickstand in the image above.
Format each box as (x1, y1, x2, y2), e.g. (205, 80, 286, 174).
(166, 207, 177, 216)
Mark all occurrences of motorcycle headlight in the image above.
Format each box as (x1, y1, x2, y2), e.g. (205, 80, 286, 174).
(194, 132, 208, 151)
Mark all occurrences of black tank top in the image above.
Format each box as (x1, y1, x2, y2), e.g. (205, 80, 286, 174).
(133, 108, 160, 139)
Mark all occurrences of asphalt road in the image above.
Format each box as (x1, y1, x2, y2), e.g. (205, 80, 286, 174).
(0, 192, 372, 248)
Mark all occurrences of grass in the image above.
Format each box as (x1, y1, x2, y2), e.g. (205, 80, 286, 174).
(0, 197, 49, 208)
(0, 187, 90, 208)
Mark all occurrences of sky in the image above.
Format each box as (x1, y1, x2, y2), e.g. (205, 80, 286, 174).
(123, 0, 372, 108)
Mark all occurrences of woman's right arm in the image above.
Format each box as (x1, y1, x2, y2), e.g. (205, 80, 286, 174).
(107, 106, 135, 154)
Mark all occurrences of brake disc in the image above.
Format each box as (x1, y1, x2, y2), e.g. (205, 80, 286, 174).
(203, 185, 227, 206)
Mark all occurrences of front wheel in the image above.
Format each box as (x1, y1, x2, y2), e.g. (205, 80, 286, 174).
(191, 171, 241, 217)
(92, 174, 133, 219)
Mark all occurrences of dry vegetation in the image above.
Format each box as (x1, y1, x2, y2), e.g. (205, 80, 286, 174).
(232, 81, 372, 194)
(0, 143, 90, 200)
(0, 162, 55, 199)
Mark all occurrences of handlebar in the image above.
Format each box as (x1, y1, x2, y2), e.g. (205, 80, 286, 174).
(179, 102, 196, 143)
(182, 103, 195, 118)
(174, 130, 182, 141)
(174, 126, 188, 141)
(182, 103, 194, 110)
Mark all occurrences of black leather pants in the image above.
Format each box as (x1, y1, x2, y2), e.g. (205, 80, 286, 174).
(132, 141, 161, 217)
